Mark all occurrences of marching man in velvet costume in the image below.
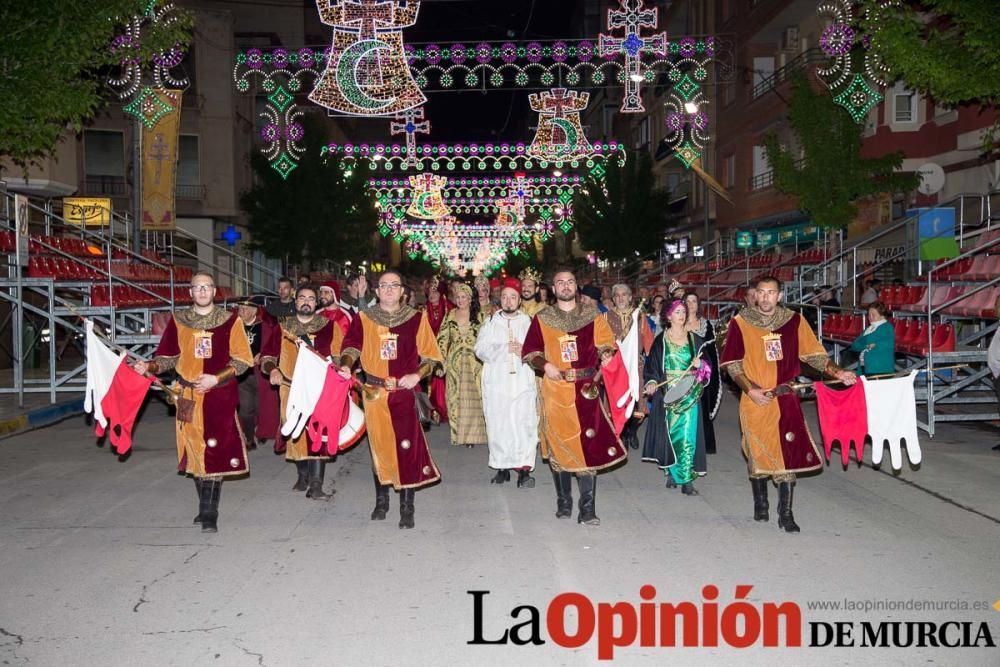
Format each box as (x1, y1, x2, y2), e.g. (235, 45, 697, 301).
(719, 275, 856, 533)
(521, 268, 627, 526)
(260, 284, 343, 500)
(338, 270, 443, 529)
(134, 272, 253, 533)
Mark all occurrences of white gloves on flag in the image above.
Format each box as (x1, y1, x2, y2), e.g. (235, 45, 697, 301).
(280, 344, 331, 440)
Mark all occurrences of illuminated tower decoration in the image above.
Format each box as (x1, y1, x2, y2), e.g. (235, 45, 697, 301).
(527, 89, 593, 161)
(598, 0, 667, 113)
(309, 0, 427, 116)
(406, 173, 450, 219)
(390, 106, 430, 167)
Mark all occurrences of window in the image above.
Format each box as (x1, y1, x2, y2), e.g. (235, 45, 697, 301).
(177, 135, 199, 186)
(722, 81, 736, 107)
(602, 103, 617, 138)
(752, 145, 770, 178)
(892, 82, 917, 123)
(665, 172, 681, 194)
(724, 154, 736, 188)
(633, 116, 650, 149)
(84, 130, 125, 177)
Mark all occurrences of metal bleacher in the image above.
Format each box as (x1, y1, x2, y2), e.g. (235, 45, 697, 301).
(0, 191, 285, 407)
(656, 191, 1000, 436)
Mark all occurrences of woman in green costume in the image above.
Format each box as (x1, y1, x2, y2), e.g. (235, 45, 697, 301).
(641, 299, 712, 495)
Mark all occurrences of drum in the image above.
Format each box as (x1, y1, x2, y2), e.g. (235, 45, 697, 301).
(337, 397, 366, 451)
(661, 374, 696, 408)
(661, 372, 705, 415)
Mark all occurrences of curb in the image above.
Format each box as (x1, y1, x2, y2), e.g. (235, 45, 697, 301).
(0, 398, 85, 440)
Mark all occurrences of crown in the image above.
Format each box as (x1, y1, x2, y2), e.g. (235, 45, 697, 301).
(519, 267, 542, 284)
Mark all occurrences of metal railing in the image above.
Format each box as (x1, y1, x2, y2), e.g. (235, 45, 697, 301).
(751, 48, 826, 100)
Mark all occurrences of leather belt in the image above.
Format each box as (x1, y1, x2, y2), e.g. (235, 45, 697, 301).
(562, 367, 597, 382)
(365, 374, 400, 390)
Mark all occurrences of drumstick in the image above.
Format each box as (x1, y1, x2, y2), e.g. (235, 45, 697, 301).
(648, 339, 712, 391)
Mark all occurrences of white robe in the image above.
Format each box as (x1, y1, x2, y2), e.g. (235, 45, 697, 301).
(474, 311, 538, 470)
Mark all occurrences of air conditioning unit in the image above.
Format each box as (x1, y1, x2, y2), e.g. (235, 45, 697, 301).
(781, 26, 800, 52)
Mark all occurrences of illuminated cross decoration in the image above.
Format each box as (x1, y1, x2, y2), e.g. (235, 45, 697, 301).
(390, 107, 430, 167)
(340, 0, 398, 39)
(221, 224, 242, 247)
(598, 0, 667, 113)
(508, 170, 533, 219)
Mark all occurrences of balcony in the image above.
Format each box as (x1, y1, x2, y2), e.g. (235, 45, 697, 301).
(176, 184, 206, 200)
(749, 170, 776, 192)
(83, 176, 128, 197)
(748, 157, 805, 192)
(751, 48, 826, 101)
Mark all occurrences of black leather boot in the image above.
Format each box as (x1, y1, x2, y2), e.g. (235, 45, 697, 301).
(552, 470, 573, 518)
(399, 489, 415, 529)
(371, 472, 390, 521)
(516, 469, 535, 488)
(292, 461, 308, 491)
(751, 478, 769, 522)
(777, 482, 800, 533)
(577, 475, 600, 525)
(490, 469, 510, 485)
(305, 460, 330, 499)
(193, 478, 203, 524)
(681, 482, 699, 496)
(200, 479, 221, 533)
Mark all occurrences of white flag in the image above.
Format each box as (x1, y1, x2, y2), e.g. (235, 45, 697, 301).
(84, 320, 126, 431)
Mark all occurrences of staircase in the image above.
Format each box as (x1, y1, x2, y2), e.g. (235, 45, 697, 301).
(0, 190, 284, 406)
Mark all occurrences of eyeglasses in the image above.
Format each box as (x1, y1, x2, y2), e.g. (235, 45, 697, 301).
(378, 282, 402, 290)
(190, 284, 215, 292)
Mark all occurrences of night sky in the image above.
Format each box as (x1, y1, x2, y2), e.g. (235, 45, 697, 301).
(403, 0, 588, 143)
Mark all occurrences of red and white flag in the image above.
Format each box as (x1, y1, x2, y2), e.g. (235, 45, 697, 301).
(280, 341, 366, 455)
(602, 350, 631, 436)
(815, 370, 921, 470)
(84, 320, 153, 454)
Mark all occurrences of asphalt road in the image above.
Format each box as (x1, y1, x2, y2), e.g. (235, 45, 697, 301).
(1, 395, 998, 666)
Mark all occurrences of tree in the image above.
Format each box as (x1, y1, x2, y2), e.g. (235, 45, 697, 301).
(764, 74, 919, 229)
(240, 114, 379, 269)
(859, 0, 1000, 107)
(0, 1, 192, 170)
(571, 150, 671, 261)
(859, 0, 1000, 149)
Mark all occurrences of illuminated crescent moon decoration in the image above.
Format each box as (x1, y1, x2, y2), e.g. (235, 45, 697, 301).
(336, 39, 396, 111)
(527, 88, 593, 160)
(307, 1, 426, 117)
(549, 118, 579, 154)
(406, 173, 450, 219)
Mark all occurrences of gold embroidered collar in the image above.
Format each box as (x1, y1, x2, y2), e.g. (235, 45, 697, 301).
(537, 302, 599, 332)
(740, 305, 795, 331)
(175, 306, 231, 330)
(365, 304, 419, 328)
(280, 314, 330, 336)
